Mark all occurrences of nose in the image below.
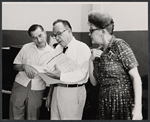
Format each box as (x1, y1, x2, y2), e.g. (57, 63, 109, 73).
(55, 35, 60, 40)
(37, 37, 42, 43)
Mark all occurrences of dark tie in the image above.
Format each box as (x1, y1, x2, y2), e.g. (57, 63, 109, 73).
(63, 46, 68, 53)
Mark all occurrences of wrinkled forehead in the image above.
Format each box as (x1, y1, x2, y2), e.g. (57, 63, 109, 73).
(30, 27, 44, 37)
(53, 22, 66, 33)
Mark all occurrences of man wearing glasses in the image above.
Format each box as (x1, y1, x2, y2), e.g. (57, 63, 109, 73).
(45, 19, 91, 120)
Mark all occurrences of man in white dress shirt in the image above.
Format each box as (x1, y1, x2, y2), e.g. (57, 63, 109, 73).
(45, 19, 91, 120)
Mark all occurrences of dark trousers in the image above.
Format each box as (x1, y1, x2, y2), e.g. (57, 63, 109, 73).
(9, 81, 44, 120)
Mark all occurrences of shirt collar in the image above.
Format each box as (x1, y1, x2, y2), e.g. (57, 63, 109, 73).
(31, 42, 51, 52)
(66, 36, 75, 48)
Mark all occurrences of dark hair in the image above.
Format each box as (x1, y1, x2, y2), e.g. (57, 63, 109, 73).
(28, 24, 44, 37)
(88, 10, 114, 35)
(53, 19, 72, 30)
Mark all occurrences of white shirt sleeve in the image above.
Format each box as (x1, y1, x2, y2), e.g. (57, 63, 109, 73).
(13, 46, 25, 64)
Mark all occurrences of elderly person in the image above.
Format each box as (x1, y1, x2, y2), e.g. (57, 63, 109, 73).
(88, 10, 142, 120)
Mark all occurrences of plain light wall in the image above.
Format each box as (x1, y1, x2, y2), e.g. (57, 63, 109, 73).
(2, 2, 148, 32)
(2, 2, 91, 32)
(92, 2, 148, 31)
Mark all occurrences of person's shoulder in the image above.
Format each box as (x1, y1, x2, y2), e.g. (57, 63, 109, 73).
(113, 38, 124, 44)
(74, 40, 91, 54)
(113, 38, 129, 46)
(113, 37, 131, 50)
(23, 42, 34, 47)
(75, 39, 90, 48)
(21, 42, 34, 50)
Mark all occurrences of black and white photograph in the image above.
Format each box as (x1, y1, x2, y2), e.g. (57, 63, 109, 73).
(2, 2, 148, 120)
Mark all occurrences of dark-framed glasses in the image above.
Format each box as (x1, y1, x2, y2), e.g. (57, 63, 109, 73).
(89, 28, 100, 34)
(52, 29, 67, 39)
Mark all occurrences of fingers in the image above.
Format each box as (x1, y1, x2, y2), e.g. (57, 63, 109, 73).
(54, 65, 59, 70)
(45, 99, 50, 111)
(44, 69, 48, 72)
(26, 71, 35, 79)
(24, 65, 37, 79)
(45, 72, 53, 77)
(91, 49, 103, 58)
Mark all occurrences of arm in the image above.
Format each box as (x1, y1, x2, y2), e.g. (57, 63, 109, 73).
(129, 67, 143, 120)
(89, 57, 97, 86)
(14, 64, 37, 79)
(45, 85, 54, 111)
(89, 48, 103, 86)
(14, 64, 24, 71)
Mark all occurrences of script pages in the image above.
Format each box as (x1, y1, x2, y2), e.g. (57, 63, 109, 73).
(32, 52, 82, 84)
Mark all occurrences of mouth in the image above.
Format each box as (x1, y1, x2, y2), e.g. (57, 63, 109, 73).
(38, 41, 44, 45)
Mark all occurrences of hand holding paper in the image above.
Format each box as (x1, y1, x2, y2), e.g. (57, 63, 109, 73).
(31, 65, 46, 73)
(24, 64, 38, 79)
(44, 65, 60, 79)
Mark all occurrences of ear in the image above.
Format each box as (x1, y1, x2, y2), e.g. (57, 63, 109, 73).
(67, 28, 72, 33)
(43, 31, 47, 35)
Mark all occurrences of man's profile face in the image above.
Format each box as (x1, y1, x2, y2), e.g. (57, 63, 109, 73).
(53, 22, 69, 48)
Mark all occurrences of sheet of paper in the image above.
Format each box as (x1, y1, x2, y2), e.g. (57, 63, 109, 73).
(46, 53, 81, 72)
(38, 73, 66, 84)
(31, 65, 46, 73)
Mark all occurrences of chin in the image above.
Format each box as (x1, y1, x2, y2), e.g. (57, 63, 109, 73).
(60, 43, 66, 47)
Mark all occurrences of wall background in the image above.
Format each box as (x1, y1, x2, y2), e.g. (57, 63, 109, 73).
(2, 2, 148, 77)
(2, 2, 148, 31)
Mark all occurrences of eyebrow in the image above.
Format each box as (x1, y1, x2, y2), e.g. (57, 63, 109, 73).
(31, 32, 43, 38)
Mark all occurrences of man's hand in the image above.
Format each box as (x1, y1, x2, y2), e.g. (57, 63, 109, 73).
(45, 85, 54, 111)
(23, 64, 38, 79)
(44, 65, 61, 79)
(45, 94, 52, 111)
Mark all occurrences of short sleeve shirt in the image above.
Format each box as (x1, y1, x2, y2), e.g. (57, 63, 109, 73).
(14, 42, 55, 90)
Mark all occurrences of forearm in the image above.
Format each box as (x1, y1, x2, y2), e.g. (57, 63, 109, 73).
(89, 59, 97, 86)
(133, 76, 142, 105)
(13, 64, 25, 72)
(48, 85, 54, 97)
(131, 74, 143, 120)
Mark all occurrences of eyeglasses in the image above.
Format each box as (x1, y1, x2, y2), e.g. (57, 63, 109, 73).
(52, 29, 67, 39)
(89, 28, 100, 34)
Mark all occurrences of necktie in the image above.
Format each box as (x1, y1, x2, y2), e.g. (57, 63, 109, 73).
(63, 46, 68, 53)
